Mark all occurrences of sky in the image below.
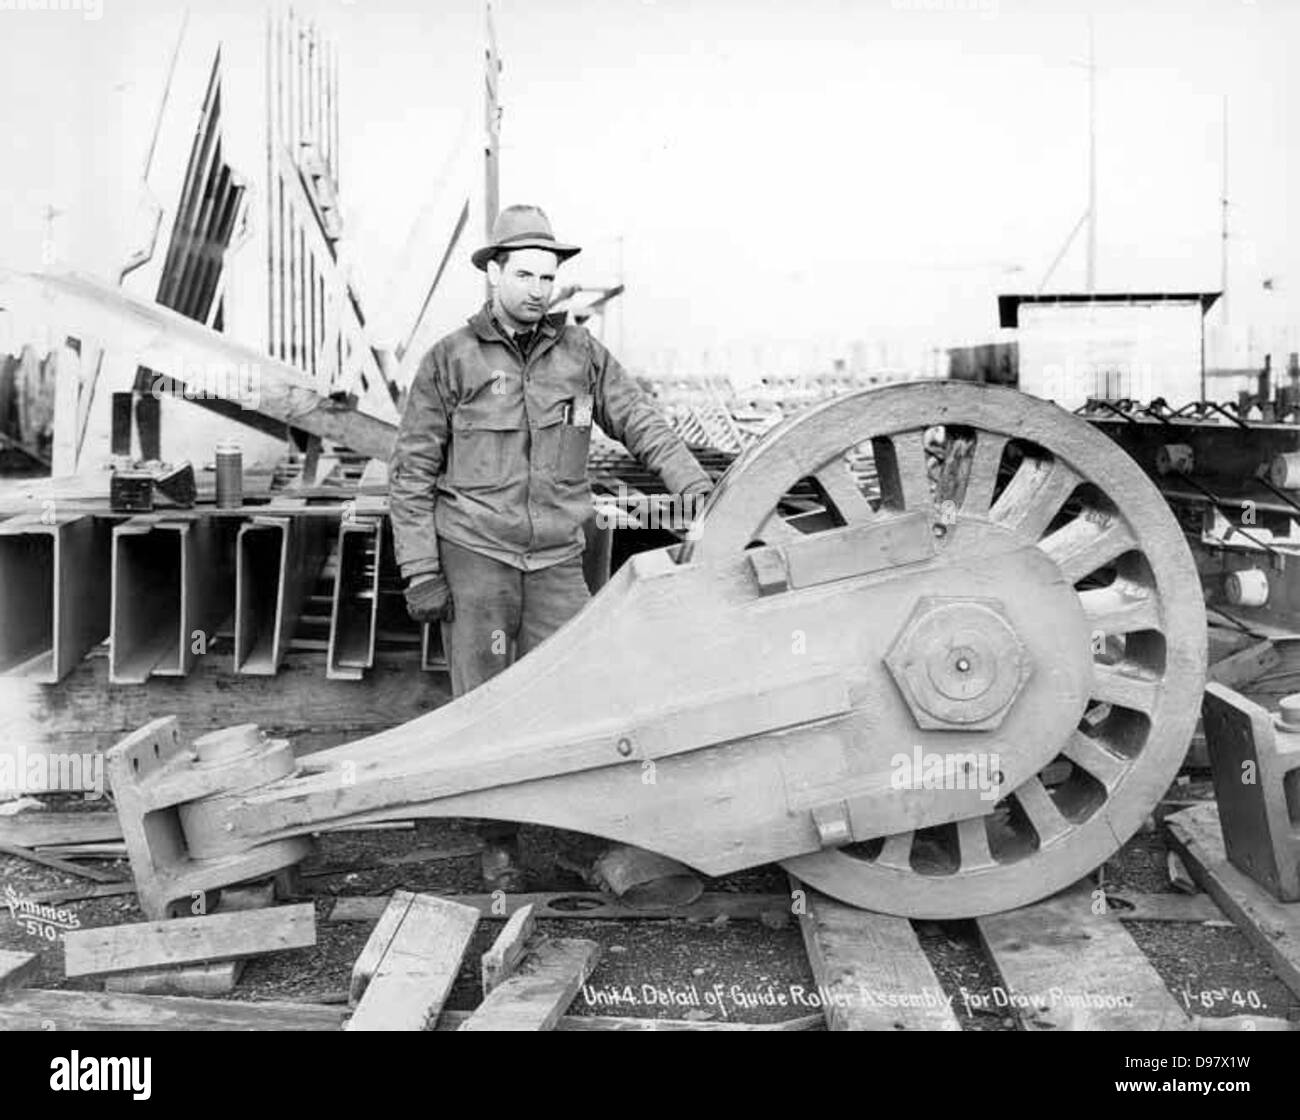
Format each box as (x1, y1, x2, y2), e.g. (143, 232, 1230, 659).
(0, 0, 1296, 380)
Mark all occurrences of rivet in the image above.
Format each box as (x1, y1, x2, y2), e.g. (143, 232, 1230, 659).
(616, 738, 633, 757)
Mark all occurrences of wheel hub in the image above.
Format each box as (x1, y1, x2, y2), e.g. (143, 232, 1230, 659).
(884, 596, 1031, 730)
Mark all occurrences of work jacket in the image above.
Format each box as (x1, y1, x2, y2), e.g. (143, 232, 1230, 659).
(389, 303, 710, 576)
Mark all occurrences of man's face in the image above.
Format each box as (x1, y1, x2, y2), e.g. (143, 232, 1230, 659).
(489, 247, 560, 327)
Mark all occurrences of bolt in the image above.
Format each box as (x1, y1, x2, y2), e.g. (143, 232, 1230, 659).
(932, 523, 947, 538)
(956, 657, 971, 672)
(616, 737, 633, 757)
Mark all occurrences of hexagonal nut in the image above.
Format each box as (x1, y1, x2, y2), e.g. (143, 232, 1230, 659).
(884, 596, 1032, 731)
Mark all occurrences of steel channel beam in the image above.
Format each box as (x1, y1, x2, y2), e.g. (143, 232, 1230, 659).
(0, 513, 110, 682)
(110, 516, 235, 684)
(235, 513, 329, 675)
(326, 516, 382, 680)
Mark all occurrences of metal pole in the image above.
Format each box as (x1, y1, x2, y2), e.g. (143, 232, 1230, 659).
(1085, 15, 1096, 293)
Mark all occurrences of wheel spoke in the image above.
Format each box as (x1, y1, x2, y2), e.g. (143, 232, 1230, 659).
(873, 432, 931, 513)
(1040, 511, 1138, 584)
(1091, 662, 1159, 715)
(956, 815, 997, 871)
(1079, 581, 1161, 637)
(875, 830, 914, 870)
(961, 431, 1009, 516)
(1013, 777, 1072, 847)
(814, 460, 877, 525)
(990, 457, 1081, 540)
(1061, 729, 1129, 789)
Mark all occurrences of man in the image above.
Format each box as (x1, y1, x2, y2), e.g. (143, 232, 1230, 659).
(388, 204, 713, 890)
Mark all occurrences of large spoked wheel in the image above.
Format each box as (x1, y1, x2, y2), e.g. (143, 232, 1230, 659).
(684, 381, 1206, 918)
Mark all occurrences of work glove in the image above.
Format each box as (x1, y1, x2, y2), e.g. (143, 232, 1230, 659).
(405, 573, 454, 624)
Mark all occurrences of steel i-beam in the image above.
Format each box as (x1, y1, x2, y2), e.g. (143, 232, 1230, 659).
(326, 515, 382, 681)
(110, 515, 235, 684)
(235, 512, 329, 675)
(1202, 682, 1300, 900)
(0, 513, 110, 682)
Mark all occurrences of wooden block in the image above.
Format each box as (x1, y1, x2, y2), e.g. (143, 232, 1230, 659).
(0, 989, 344, 1031)
(481, 903, 536, 995)
(977, 884, 1190, 1030)
(0, 949, 38, 992)
(461, 938, 600, 1031)
(104, 959, 244, 997)
(345, 893, 479, 1032)
(792, 878, 961, 1031)
(63, 903, 316, 978)
(1166, 802, 1300, 1000)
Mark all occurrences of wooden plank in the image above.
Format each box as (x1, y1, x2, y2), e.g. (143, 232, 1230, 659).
(460, 938, 600, 1032)
(0, 949, 38, 992)
(0, 812, 123, 848)
(105, 959, 244, 997)
(345, 893, 478, 1032)
(330, 891, 792, 925)
(444, 1010, 825, 1031)
(793, 879, 960, 1031)
(481, 903, 535, 995)
(1165, 802, 1300, 1000)
(0, 989, 345, 1031)
(63, 903, 316, 978)
(0, 840, 123, 883)
(977, 884, 1190, 1030)
(348, 890, 414, 1005)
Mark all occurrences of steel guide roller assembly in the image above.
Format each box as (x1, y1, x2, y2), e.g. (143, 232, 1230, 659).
(107, 382, 1207, 920)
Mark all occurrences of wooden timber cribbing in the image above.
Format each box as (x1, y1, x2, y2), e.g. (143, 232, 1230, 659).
(0, 646, 450, 758)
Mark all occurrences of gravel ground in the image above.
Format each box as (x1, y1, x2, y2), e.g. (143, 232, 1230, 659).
(2, 785, 1298, 1030)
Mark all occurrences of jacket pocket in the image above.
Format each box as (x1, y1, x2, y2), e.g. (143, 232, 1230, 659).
(448, 409, 523, 489)
(556, 423, 591, 484)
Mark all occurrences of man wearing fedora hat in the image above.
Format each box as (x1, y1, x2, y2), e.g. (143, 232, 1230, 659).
(389, 204, 714, 890)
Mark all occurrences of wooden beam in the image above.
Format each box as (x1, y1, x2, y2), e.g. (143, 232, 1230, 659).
(460, 938, 600, 1032)
(0, 812, 123, 848)
(0, 840, 123, 884)
(0, 989, 345, 1031)
(330, 891, 794, 925)
(345, 892, 479, 1031)
(1165, 803, 1300, 1000)
(792, 878, 961, 1031)
(977, 884, 1190, 1030)
(63, 903, 316, 978)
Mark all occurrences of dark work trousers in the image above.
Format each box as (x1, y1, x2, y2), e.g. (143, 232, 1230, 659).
(438, 537, 592, 846)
